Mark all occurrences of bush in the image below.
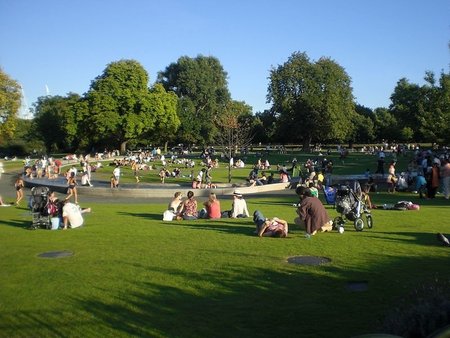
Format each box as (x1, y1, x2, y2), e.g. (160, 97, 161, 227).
(381, 277, 450, 338)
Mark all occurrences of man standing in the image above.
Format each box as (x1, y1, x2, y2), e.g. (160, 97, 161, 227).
(294, 186, 333, 236)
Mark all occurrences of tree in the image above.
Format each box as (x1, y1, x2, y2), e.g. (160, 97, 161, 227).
(373, 107, 398, 142)
(141, 83, 180, 151)
(33, 93, 87, 152)
(215, 101, 253, 183)
(157, 55, 231, 145)
(0, 68, 21, 140)
(353, 104, 376, 143)
(86, 60, 168, 153)
(267, 52, 355, 151)
(389, 70, 450, 144)
(253, 109, 277, 144)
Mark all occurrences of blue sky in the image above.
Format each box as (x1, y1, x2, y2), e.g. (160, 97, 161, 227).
(1, 0, 449, 118)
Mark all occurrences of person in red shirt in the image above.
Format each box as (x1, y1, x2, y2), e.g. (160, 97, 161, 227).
(201, 192, 221, 219)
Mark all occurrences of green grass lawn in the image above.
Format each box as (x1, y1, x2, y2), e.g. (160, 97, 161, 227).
(86, 149, 409, 186)
(0, 190, 449, 337)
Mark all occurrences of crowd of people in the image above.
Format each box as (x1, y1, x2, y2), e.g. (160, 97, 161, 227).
(2, 144, 448, 234)
(162, 184, 336, 239)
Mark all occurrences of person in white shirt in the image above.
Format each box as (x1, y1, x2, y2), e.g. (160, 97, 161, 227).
(113, 166, 121, 186)
(62, 200, 91, 229)
(230, 190, 250, 218)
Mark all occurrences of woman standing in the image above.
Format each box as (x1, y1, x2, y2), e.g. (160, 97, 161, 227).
(387, 161, 397, 193)
(14, 174, 24, 206)
(65, 172, 78, 204)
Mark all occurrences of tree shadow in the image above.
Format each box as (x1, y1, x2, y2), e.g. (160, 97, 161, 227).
(1, 218, 32, 229)
(174, 219, 254, 236)
(66, 254, 450, 338)
(117, 211, 162, 221)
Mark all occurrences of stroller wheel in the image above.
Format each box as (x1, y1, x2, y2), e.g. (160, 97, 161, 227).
(354, 218, 364, 231)
(366, 215, 373, 229)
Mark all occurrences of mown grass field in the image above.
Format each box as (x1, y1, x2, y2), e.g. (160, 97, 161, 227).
(0, 150, 449, 337)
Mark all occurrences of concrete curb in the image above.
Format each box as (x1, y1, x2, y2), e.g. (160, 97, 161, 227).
(23, 176, 290, 198)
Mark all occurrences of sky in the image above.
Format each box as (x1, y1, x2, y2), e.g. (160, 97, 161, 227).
(1, 0, 449, 119)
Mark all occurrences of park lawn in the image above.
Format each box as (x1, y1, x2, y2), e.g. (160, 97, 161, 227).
(0, 192, 449, 338)
(89, 150, 409, 185)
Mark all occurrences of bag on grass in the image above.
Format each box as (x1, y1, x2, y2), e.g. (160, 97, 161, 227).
(163, 210, 175, 221)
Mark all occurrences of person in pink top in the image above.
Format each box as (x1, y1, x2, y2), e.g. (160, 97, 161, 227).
(440, 158, 450, 200)
(200, 192, 222, 219)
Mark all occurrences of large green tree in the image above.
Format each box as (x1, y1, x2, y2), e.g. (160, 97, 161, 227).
(0, 68, 22, 141)
(86, 60, 179, 153)
(353, 104, 376, 143)
(141, 83, 180, 150)
(390, 71, 450, 144)
(33, 93, 87, 152)
(267, 52, 355, 151)
(157, 55, 231, 145)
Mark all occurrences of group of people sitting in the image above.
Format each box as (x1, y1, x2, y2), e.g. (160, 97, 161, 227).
(45, 191, 91, 230)
(163, 190, 250, 221)
(163, 184, 335, 239)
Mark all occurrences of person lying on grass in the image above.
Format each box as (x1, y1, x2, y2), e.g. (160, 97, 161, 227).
(253, 210, 288, 237)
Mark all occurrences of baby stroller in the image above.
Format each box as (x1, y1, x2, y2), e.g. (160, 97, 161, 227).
(30, 186, 51, 230)
(333, 183, 373, 232)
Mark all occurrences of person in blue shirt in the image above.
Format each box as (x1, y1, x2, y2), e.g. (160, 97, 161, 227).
(415, 173, 427, 198)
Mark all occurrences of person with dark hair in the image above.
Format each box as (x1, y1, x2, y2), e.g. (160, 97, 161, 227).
(14, 174, 25, 206)
(65, 172, 78, 204)
(294, 186, 333, 236)
(253, 210, 288, 237)
(179, 190, 198, 220)
(427, 158, 441, 199)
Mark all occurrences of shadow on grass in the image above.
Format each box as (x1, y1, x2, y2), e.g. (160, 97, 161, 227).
(173, 219, 254, 236)
(117, 211, 162, 221)
(363, 230, 444, 247)
(65, 255, 450, 338)
(2, 218, 32, 229)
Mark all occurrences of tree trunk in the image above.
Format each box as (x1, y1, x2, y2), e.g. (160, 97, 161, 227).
(302, 136, 312, 153)
(120, 141, 127, 155)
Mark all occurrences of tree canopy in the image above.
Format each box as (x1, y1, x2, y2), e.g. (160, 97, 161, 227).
(390, 71, 450, 144)
(267, 52, 355, 150)
(86, 60, 179, 153)
(157, 55, 231, 145)
(0, 68, 22, 140)
(33, 93, 87, 152)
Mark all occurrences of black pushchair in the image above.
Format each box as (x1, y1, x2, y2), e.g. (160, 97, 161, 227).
(30, 186, 51, 230)
(333, 182, 373, 232)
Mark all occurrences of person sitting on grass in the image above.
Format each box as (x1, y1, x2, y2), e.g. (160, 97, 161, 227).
(294, 186, 333, 236)
(199, 192, 221, 219)
(308, 182, 319, 198)
(178, 190, 198, 220)
(62, 199, 91, 230)
(253, 210, 288, 237)
(222, 190, 250, 218)
(362, 184, 377, 209)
